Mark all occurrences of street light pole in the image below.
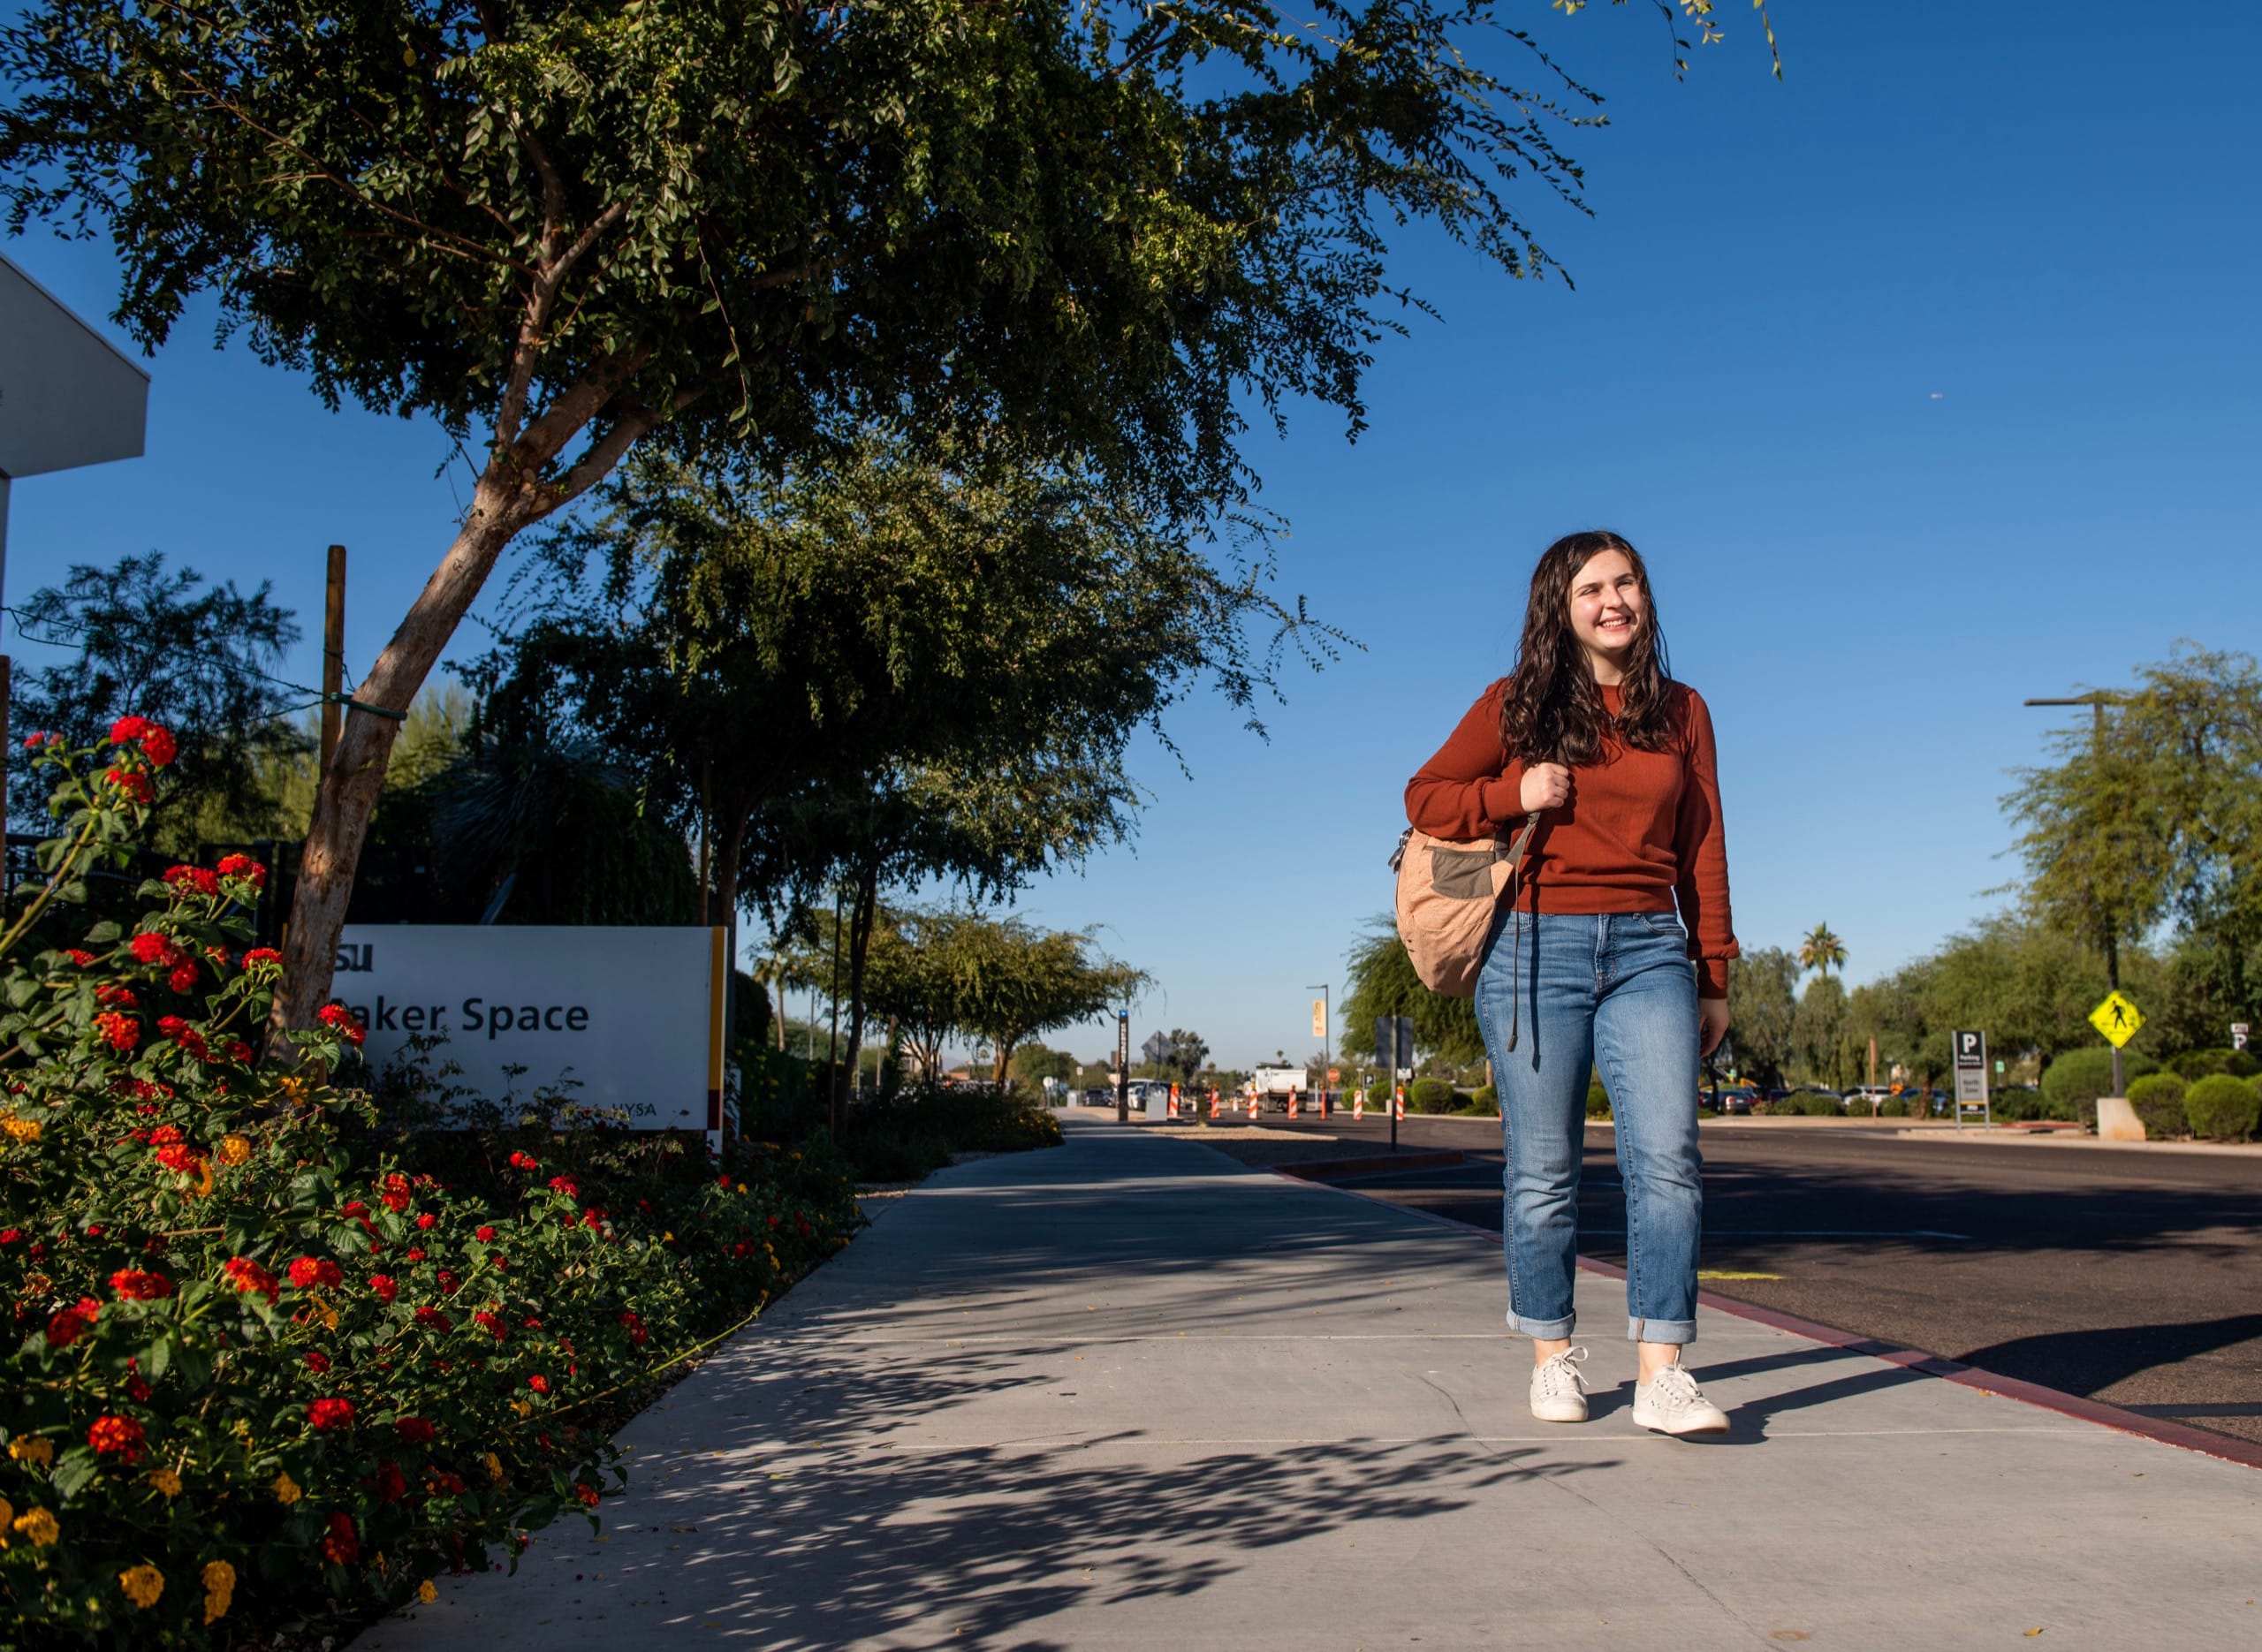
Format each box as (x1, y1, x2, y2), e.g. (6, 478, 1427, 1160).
(1306, 982, 1330, 1112)
(2023, 691, 2124, 1098)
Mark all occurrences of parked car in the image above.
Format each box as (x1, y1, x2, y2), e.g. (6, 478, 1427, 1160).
(1710, 1086, 1759, 1115)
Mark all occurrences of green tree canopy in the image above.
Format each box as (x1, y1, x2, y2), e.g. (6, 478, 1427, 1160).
(1339, 917, 1485, 1068)
(2, 0, 1704, 1027)
(5, 553, 305, 847)
(1721, 946, 1796, 1089)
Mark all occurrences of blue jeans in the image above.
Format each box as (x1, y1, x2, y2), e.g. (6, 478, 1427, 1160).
(1474, 910, 1703, 1345)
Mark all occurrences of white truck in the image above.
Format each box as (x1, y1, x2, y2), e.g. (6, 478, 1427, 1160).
(1247, 1065, 1309, 1111)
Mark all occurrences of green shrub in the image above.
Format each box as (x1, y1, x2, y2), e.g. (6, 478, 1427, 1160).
(1985, 1086, 2040, 1120)
(0, 731, 859, 1647)
(2124, 1072, 2187, 1139)
(2168, 1047, 2260, 1081)
(2039, 1046, 2157, 1125)
(1408, 1078, 1460, 1115)
(1584, 1081, 1612, 1121)
(836, 1084, 1062, 1179)
(1877, 1097, 1909, 1118)
(2182, 1074, 2262, 1143)
(1780, 1090, 1842, 1117)
(1471, 1084, 1498, 1113)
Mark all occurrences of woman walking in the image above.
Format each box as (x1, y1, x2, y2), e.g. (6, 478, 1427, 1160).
(1406, 529, 1738, 1435)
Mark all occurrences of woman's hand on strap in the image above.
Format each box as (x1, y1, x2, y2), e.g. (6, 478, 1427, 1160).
(1698, 998, 1730, 1059)
(1519, 762, 1572, 813)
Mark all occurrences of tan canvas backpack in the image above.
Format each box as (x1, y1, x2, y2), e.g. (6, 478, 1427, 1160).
(1391, 809, 1541, 1004)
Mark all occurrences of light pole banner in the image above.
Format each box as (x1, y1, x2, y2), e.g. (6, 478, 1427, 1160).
(334, 925, 726, 1130)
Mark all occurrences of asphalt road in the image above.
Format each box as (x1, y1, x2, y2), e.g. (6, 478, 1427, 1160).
(1136, 1110, 2262, 1448)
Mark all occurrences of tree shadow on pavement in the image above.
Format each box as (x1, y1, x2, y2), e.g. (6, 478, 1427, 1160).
(581, 1336, 1613, 1651)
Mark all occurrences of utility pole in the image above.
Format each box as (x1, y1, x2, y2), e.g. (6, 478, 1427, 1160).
(2024, 690, 2124, 1097)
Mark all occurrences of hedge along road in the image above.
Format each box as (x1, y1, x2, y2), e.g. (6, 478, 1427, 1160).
(1178, 1112, 2262, 1449)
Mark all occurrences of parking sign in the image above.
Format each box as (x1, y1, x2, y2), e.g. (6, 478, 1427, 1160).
(1951, 1029, 1989, 1127)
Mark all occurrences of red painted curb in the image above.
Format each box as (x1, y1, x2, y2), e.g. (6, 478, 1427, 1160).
(1274, 1168, 2262, 1473)
(1271, 1149, 1465, 1182)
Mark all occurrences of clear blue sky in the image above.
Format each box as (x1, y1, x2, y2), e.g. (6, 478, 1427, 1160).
(6, 3, 2258, 1071)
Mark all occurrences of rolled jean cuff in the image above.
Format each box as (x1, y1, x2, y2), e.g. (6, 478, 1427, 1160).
(1507, 1309, 1575, 1340)
(1628, 1316, 1696, 1345)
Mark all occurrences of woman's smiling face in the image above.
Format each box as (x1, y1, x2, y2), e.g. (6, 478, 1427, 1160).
(1567, 549, 1644, 679)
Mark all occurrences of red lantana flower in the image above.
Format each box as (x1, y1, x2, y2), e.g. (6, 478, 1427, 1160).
(104, 766, 156, 803)
(88, 1415, 146, 1461)
(224, 1257, 281, 1301)
(110, 1269, 173, 1300)
(47, 1300, 99, 1347)
(216, 853, 267, 888)
(95, 984, 138, 1007)
(307, 1397, 355, 1431)
(472, 1311, 506, 1341)
(154, 1143, 205, 1174)
(547, 1175, 580, 1197)
(316, 1003, 367, 1046)
(415, 1212, 436, 1231)
(370, 1275, 399, 1304)
(287, 1256, 343, 1291)
(475, 1225, 497, 1242)
(378, 1173, 412, 1213)
(168, 962, 200, 993)
(413, 1306, 451, 1332)
(65, 949, 95, 966)
(507, 1151, 539, 1171)
(163, 865, 221, 898)
(321, 1511, 358, 1565)
(619, 1309, 649, 1347)
(306, 1350, 332, 1373)
(527, 1374, 550, 1394)
(373, 1459, 407, 1504)
(395, 1417, 436, 1444)
(574, 1482, 600, 1508)
(129, 931, 182, 966)
(93, 1012, 140, 1052)
(242, 947, 283, 969)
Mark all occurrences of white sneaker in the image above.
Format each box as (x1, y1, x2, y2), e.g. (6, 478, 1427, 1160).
(1529, 1345, 1590, 1423)
(1632, 1361, 1729, 1436)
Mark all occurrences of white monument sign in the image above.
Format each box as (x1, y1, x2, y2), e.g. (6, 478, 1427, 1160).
(335, 926, 726, 1132)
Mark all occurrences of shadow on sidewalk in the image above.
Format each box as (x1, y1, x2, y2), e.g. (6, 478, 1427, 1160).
(619, 1335, 1619, 1649)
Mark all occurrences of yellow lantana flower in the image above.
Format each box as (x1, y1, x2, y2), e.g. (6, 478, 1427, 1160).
(272, 1470, 301, 1505)
(217, 1133, 253, 1165)
(1, 1114, 40, 1142)
(11, 1507, 59, 1547)
(201, 1559, 235, 1624)
(0, 1496, 12, 1538)
(8, 1437, 54, 1468)
(119, 1565, 165, 1609)
(482, 1452, 505, 1484)
(419, 1580, 439, 1603)
(145, 1467, 183, 1498)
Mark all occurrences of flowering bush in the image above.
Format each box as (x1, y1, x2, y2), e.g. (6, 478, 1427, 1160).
(0, 730, 858, 1645)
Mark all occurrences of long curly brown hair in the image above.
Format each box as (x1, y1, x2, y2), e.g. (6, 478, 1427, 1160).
(1499, 530, 1678, 766)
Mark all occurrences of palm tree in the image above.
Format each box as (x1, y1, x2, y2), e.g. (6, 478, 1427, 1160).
(1799, 923, 1847, 981)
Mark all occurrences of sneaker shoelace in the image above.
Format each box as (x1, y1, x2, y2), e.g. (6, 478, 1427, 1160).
(1537, 1346, 1589, 1400)
(1646, 1364, 1705, 1409)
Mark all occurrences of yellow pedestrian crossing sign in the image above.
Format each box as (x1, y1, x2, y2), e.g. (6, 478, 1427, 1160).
(2089, 990, 2144, 1049)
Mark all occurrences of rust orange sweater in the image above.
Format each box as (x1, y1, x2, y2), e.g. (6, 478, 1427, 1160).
(1405, 678, 1739, 997)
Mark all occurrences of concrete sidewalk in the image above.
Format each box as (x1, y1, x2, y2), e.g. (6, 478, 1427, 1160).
(361, 1116, 2262, 1650)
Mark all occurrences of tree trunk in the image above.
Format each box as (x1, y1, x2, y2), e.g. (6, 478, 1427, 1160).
(840, 856, 880, 1114)
(991, 1029, 1021, 1087)
(270, 469, 536, 1035)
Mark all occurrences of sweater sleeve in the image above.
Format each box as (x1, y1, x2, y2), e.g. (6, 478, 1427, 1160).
(1405, 679, 1527, 840)
(1671, 687, 1740, 998)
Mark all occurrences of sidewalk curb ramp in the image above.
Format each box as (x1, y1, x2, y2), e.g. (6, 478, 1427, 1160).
(1279, 1163, 2262, 1474)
